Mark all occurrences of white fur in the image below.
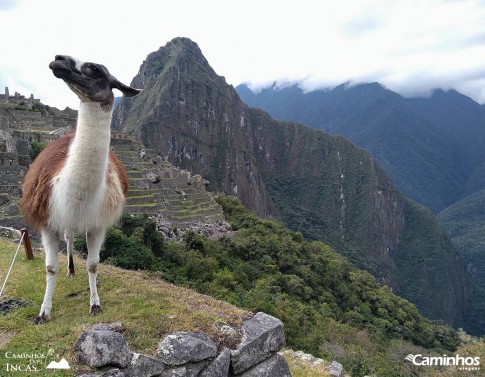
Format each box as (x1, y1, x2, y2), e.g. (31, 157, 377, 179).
(48, 102, 122, 234)
(37, 101, 124, 321)
(73, 57, 84, 72)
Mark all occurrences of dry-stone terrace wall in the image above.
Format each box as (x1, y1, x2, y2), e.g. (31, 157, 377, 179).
(76, 312, 291, 377)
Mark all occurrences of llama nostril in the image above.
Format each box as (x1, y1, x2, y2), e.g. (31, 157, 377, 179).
(55, 55, 69, 62)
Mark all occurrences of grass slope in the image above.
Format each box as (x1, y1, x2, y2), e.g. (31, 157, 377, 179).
(0, 239, 249, 376)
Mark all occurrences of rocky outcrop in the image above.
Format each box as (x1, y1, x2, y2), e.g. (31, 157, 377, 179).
(230, 312, 285, 374)
(157, 332, 218, 366)
(75, 313, 291, 377)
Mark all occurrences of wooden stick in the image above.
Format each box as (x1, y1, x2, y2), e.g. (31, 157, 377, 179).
(20, 228, 34, 260)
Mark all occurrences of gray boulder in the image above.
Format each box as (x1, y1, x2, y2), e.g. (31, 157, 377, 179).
(78, 368, 125, 377)
(75, 328, 132, 368)
(123, 353, 166, 377)
(328, 360, 345, 377)
(100, 368, 124, 377)
(230, 312, 285, 374)
(157, 332, 217, 366)
(160, 361, 206, 377)
(199, 348, 231, 377)
(236, 354, 292, 377)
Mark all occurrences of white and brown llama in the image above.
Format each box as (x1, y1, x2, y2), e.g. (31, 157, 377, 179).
(21, 55, 141, 323)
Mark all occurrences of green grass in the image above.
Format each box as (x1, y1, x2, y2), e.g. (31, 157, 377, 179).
(282, 350, 331, 377)
(0, 239, 250, 376)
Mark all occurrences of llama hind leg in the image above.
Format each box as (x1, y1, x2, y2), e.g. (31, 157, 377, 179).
(65, 232, 75, 277)
(35, 228, 59, 324)
(86, 227, 105, 315)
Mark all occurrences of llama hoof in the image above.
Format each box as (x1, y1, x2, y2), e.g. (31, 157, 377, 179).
(67, 271, 76, 278)
(33, 313, 51, 324)
(90, 304, 102, 316)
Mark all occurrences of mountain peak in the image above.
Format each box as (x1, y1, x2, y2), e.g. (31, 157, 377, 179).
(163, 37, 206, 61)
(130, 37, 213, 90)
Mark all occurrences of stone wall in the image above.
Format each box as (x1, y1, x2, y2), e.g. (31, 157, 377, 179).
(0, 87, 41, 109)
(0, 91, 77, 227)
(76, 312, 292, 377)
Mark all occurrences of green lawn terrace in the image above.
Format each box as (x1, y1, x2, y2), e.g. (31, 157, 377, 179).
(110, 136, 227, 237)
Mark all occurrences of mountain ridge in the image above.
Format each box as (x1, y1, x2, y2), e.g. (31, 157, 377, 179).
(237, 82, 470, 213)
(112, 37, 472, 329)
(236, 79, 485, 335)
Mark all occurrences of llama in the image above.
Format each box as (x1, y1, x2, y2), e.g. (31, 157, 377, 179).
(21, 55, 140, 323)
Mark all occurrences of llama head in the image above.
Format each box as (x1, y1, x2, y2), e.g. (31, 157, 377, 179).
(49, 55, 141, 106)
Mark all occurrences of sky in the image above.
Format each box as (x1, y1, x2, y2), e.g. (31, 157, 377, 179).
(1, 0, 485, 109)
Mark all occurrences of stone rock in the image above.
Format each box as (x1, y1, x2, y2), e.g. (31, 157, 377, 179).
(236, 354, 292, 377)
(186, 361, 207, 377)
(220, 325, 237, 337)
(199, 347, 231, 377)
(100, 368, 124, 377)
(75, 328, 132, 368)
(146, 171, 161, 183)
(123, 353, 166, 377)
(0, 193, 10, 206)
(160, 361, 206, 377)
(230, 312, 285, 374)
(4, 202, 19, 216)
(328, 360, 345, 377)
(79, 368, 125, 377)
(157, 332, 218, 366)
(160, 366, 186, 377)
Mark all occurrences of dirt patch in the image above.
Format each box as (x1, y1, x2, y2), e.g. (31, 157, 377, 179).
(0, 330, 15, 349)
(0, 297, 32, 315)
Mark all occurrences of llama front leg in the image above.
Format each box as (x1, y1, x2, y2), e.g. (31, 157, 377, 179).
(34, 228, 59, 324)
(86, 228, 105, 315)
(65, 232, 75, 277)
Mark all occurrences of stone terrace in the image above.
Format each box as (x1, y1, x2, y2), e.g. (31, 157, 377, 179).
(110, 136, 226, 233)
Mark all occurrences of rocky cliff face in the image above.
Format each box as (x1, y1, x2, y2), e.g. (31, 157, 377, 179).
(112, 37, 471, 326)
(113, 38, 274, 217)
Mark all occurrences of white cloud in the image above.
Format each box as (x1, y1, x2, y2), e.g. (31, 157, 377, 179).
(1, 0, 485, 108)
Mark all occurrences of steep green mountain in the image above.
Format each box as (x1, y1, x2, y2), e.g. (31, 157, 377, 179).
(407, 89, 485, 198)
(99, 199, 464, 376)
(237, 83, 468, 213)
(237, 82, 485, 335)
(438, 190, 485, 287)
(112, 37, 472, 328)
(438, 190, 485, 335)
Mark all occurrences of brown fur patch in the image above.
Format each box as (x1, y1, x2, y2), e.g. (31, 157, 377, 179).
(68, 254, 75, 275)
(21, 134, 128, 231)
(109, 151, 129, 195)
(103, 151, 129, 217)
(87, 263, 97, 274)
(46, 265, 57, 275)
(21, 135, 72, 230)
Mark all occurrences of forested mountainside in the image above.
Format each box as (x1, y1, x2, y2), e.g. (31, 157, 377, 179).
(237, 82, 485, 214)
(236, 81, 485, 336)
(112, 37, 472, 329)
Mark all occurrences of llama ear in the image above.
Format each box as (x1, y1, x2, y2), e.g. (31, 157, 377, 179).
(112, 79, 142, 97)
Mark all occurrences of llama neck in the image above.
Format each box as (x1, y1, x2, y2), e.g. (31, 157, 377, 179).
(63, 102, 113, 192)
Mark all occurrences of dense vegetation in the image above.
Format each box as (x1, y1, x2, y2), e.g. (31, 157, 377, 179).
(237, 81, 485, 335)
(236, 83, 485, 215)
(29, 141, 46, 161)
(99, 196, 461, 376)
(438, 189, 485, 336)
